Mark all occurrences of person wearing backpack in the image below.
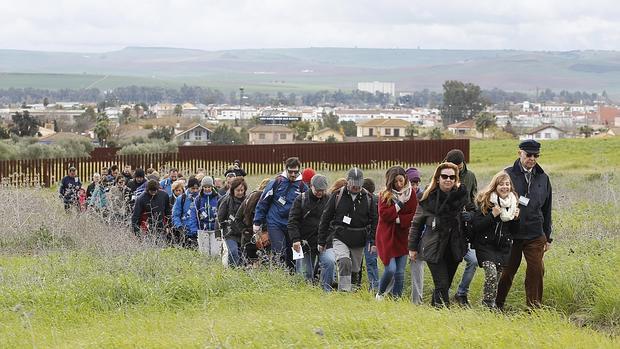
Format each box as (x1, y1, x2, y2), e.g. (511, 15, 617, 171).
(288, 174, 330, 283)
(188, 176, 220, 256)
(253, 157, 308, 270)
(172, 177, 201, 248)
(218, 177, 248, 267)
(231, 178, 271, 264)
(318, 168, 378, 292)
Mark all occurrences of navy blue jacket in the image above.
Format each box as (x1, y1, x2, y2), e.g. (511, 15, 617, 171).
(253, 172, 308, 229)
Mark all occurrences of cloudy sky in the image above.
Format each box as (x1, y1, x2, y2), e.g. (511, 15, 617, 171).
(2, 0, 620, 52)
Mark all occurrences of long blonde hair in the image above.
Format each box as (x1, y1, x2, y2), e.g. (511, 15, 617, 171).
(476, 171, 518, 215)
(421, 162, 460, 201)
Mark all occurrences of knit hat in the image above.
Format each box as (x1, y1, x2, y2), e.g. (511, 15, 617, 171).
(310, 174, 328, 190)
(134, 168, 145, 178)
(445, 149, 465, 165)
(346, 167, 364, 187)
(406, 167, 421, 182)
(188, 177, 200, 189)
(201, 176, 214, 187)
(302, 168, 316, 184)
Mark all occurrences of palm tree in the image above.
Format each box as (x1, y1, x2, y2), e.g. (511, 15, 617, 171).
(475, 112, 496, 139)
(93, 114, 111, 147)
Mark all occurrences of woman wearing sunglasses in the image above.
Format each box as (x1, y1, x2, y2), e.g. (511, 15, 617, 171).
(408, 162, 470, 307)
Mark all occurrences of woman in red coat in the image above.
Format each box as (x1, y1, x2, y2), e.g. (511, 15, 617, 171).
(376, 166, 418, 299)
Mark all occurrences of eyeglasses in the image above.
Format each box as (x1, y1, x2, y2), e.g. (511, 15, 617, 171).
(526, 153, 540, 158)
(440, 174, 457, 180)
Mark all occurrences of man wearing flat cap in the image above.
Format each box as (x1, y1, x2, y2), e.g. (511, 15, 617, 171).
(496, 139, 553, 309)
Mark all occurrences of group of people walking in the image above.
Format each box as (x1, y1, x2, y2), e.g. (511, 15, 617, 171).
(58, 139, 552, 310)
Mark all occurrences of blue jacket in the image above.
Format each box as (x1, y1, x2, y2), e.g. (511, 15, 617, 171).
(172, 190, 197, 231)
(88, 184, 108, 208)
(253, 172, 308, 229)
(160, 177, 175, 196)
(188, 190, 219, 236)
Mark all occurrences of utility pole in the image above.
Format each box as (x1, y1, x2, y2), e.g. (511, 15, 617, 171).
(237, 87, 244, 127)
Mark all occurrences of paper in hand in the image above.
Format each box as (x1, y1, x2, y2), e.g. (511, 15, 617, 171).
(292, 247, 304, 260)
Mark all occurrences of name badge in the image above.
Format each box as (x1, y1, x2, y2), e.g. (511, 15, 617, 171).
(201, 211, 209, 219)
(229, 214, 235, 221)
(278, 197, 287, 205)
(518, 196, 530, 207)
(342, 216, 352, 225)
(431, 218, 436, 229)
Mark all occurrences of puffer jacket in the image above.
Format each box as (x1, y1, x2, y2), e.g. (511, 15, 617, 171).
(188, 190, 219, 236)
(408, 186, 469, 263)
(471, 207, 519, 267)
(171, 190, 198, 232)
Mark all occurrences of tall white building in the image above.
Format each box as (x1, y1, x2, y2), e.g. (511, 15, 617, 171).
(357, 81, 395, 96)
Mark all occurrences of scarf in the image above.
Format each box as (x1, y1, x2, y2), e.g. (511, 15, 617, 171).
(490, 192, 518, 222)
(392, 183, 412, 205)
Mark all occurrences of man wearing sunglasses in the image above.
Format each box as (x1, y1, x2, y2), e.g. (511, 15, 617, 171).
(253, 157, 308, 270)
(497, 139, 552, 310)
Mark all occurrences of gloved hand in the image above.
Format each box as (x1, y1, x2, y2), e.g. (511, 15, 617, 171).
(461, 211, 473, 222)
(252, 224, 261, 233)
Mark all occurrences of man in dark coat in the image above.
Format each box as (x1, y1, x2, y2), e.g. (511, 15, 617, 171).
(132, 179, 171, 241)
(496, 139, 552, 309)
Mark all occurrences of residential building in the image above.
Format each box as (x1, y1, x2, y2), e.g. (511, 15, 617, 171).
(152, 103, 176, 117)
(357, 81, 395, 96)
(356, 118, 410, 138)
(175, 124, 213, 144)
(447, 119, 477, 137)
(312, 128, 344, 142)
(248, 125, 295, 144)
(521, 124, 566, 140)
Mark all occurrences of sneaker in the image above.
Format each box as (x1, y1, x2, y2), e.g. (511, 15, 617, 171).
(454, 294, 470, 307)
(375, 293, 385, 301)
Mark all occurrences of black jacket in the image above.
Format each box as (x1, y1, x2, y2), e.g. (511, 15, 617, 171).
(471, 208, 519, 267)
(505, 159, 552, 241)
(131, 190, 171, 235)
(408, 186, 469, 263)
(318, 188, 378, 248)
(218, 194, 245, 242)
(288, 191, 330, 250)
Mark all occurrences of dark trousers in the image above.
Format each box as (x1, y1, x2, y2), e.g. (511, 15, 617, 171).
(427, 251, 460, 307)
(496, 235, 546, 308)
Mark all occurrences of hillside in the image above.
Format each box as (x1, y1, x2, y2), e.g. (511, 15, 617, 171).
(1, 47, 620, 95)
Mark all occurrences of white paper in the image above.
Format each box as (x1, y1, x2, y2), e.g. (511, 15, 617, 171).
(292, 247, 304, 260)
(518, 196, 530, 206)
(342, 216, 352, 225)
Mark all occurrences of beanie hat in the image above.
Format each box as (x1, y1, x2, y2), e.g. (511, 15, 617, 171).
(201, 176, 214, 187)
(406, 167, 421, 182)
(188, 177, 200, 189)
(310, 174, 328, 190)
(134, 168, 145, 178)
(445, 149, 465, 165)
(302, 168, 316, 184)
(346, 167, 364, 187)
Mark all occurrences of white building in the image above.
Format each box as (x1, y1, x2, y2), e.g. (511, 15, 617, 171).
(175, 124, 213, 144)
(215, 106, 258, 120)
(357, 81, 395, 96)
(522, 124, 567, 140)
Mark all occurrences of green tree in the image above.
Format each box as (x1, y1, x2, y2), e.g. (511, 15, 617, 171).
(93, 114, 111, 146)
(339, 120, 357, 137)
(10, 111, 40, 137)
(326, 135, 337, 143)
(475, 112, 496, 138)
(579, 125, 594, 138)
(148, 126, 175, 142)
(405, 124, 419, 139)
(211, 124, 243, 144)
(120, 107, 132, 125)
(441, 80, 488, 127)
(174, 104, 183, 117)
(290, 121, 312, 140)
(43, 97, 49, 107)
(133, 104, 142, 118)
(429, 127, 443, 140)
(503, 120, 518, 138)
(0, 125, 10, 139)
(53, 119, 60, 132)
(322, 111, 339, 131)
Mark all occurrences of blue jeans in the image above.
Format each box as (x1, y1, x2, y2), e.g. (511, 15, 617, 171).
(456, 247, 478, 297)
(378, 255, 408, 297)
(319, 248, 336, 292)
(267, 224, 293, 270)
(225, 239, 241, 267)
(364, 246, 379, 292)
(295, 248, 317, 281)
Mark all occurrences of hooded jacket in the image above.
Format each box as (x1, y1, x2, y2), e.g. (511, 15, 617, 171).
(172, 189, 198, 232)
(131, 190, 171, 235)
(188, 190, 219, 236)
(253, 172, 308, 229)
(505, 159, 553, 241)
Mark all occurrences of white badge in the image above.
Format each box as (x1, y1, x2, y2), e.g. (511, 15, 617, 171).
(342, 216, 352, 225)
(229, 214, 235, 221)
(278, 197, 287, 205)
(292, 247, 304, 260)
(201, 211, 209, 219)
(431, 218, 436, 229)
(518, 196, 530, 206)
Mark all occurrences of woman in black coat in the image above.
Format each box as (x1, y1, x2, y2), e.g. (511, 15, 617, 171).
(408, 162, 470, 307)
(471, 170, 520, 308)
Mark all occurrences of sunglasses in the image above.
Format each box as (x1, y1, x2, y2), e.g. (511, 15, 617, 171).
(526, 153, 540, 158)
(440, 174, 457, 180)
(287, 169, 300, 175)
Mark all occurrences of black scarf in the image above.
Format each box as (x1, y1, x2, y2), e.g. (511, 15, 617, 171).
(420, 185, 468, 218)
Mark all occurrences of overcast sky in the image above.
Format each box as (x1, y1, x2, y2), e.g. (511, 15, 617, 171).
(2, 0, 620, 52)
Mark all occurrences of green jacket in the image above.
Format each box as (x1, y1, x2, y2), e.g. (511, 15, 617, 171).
(459, 162, 478, 210)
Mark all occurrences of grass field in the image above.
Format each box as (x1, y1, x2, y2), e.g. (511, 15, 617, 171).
(0, 138, 619, 348)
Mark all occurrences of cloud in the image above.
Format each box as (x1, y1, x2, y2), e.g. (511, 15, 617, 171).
(1, 0, 620, 52)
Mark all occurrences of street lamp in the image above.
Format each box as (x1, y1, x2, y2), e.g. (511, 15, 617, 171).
(237, 87, 244, 127)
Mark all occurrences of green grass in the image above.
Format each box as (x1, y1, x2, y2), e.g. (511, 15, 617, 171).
(0, 137, 619, 347)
